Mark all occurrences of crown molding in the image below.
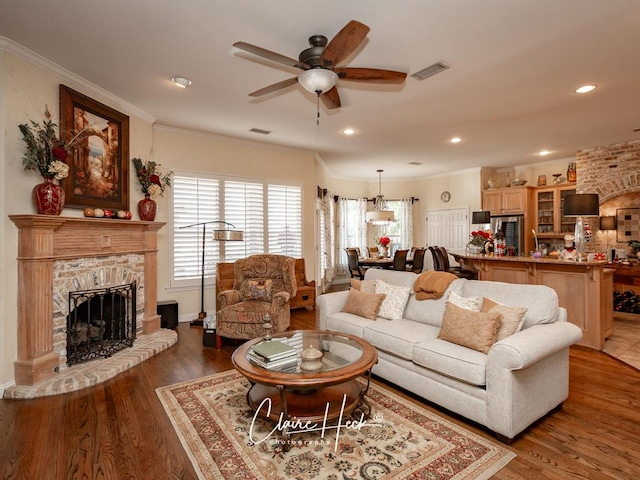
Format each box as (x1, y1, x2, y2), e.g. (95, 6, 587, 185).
(0, 36, 155, 124)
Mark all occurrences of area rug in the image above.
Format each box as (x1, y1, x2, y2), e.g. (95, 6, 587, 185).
(156, 370, 515, 479)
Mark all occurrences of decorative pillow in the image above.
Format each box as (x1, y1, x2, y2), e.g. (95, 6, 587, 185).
(481, 297, 527, 341)
(447, 291, 482, 311)
(342, 288, 386, 320)
(350, 278, 377, 293)
(240, 279, 273, 301)
(375, 280, 412, 321)
(438, 303, 501, 353)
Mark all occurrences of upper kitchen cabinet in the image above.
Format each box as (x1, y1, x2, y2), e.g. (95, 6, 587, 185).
(482, 186, 531, 215)
(534, 184, 577, 238)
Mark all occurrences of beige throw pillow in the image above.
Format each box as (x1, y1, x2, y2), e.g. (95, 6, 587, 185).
(481, 298, 527, 341)
(438, 303, 501, 353)
(375, 280, 412, 321)
(447, 291, 482, 311)
(350, 278, 377, 293)
(342, 288, 386, 320)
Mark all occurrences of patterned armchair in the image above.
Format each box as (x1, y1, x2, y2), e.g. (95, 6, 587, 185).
(215, 254, 296, 349)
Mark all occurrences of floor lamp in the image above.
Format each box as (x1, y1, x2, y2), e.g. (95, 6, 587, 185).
(563, 193, 599, 261)
(179, 221, 244, 326)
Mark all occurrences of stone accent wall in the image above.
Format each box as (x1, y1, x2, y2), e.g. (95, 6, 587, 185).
(52, 254, 145, 370)
(576, 140, 640, 202)
(576, 140, 640, 254)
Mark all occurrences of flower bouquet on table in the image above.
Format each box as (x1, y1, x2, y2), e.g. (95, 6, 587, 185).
(467, 230, 493, 254)
(377, 236, 392, 258)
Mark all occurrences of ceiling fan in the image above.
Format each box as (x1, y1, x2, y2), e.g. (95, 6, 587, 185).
(233, 20, 407, 109)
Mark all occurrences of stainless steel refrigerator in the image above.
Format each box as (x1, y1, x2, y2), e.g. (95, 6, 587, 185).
(490, 215, 525, 256)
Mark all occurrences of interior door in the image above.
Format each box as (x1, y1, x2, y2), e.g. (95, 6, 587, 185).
(426, 207, 470, 266)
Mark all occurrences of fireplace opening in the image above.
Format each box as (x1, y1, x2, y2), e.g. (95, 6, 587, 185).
(67, 282, 137, 366)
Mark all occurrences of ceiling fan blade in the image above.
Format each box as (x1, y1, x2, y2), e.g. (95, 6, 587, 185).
(320, 20, 370, 68)
(233, 42, 309, 70)
(335, 67, 407, 84)
(320, 87, 341, 109)
(249, 77, 299, 97)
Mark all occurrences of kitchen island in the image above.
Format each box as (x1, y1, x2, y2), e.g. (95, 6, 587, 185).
(452, 254, 614, 350)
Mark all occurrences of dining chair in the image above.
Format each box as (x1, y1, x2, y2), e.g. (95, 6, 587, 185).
(367, 246, 379, 257)
(345, 248, 365, 279)
(391, 249, 409, 271)
(428, 246, 444, 271)
(409, 247, 426, 273)
(437, 246, 475, 279)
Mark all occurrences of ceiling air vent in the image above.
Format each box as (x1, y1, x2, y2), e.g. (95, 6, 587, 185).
(249, 128, 271, 135)
(410, 62, 450, 81)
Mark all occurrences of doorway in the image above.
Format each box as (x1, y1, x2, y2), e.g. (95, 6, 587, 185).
(425, 207, 470, 267)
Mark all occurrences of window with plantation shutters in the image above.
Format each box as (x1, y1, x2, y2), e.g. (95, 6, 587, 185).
(222, 181, 264, 261)
(268, 184, 302, 257)
(172, 176, 220, 285)
(171, 175, 302, 287)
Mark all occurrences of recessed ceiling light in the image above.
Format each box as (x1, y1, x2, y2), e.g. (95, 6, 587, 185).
(449, 137, 462, 143)
(341, 128, 356, 135)
(575, 84, 596, 94)
(538, 150, 551, 156)
(171, 76, 192, 88)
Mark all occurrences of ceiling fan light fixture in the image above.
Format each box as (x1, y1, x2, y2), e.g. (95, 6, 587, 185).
(298, 68, 338, 94)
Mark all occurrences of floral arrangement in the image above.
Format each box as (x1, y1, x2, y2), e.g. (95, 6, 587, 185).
(469, 230, 493, 246)
(629, 240, 640, 254)
(377, 236, 392, 247)
(19, 107, 99, 181)
(132, 157, 172, 197)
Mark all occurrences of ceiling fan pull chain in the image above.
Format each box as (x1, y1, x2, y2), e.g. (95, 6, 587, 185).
(316, 91, 321, 126)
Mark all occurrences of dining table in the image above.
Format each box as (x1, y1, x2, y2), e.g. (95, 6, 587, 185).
(358, 256, 413, 270)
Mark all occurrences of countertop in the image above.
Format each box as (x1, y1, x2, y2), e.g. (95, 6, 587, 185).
(453, 253, 610, 266)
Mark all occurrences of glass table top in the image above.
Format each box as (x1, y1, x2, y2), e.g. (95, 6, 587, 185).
(246, 331, 364, 374)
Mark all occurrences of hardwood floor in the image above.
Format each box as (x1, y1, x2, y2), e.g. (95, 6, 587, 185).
(1, 307, 639, 479)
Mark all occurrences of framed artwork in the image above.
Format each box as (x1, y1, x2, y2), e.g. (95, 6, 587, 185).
(616, 208, 640, 242)
(59, 85, 130, 210)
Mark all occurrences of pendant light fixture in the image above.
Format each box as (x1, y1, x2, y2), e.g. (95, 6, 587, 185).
(366, 169, 395, 225)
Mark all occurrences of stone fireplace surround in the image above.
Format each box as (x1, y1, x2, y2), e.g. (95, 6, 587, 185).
(5, 215, 177, 399)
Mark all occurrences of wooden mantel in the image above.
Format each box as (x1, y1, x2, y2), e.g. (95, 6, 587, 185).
(9, 215, 165, 386)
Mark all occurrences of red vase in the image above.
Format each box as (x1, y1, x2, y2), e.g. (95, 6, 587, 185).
(32, 178, 65, 215)
(138, 195, 157, 221)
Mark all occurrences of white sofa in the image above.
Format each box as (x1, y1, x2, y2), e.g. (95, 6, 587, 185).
(317, 268, 583, 442)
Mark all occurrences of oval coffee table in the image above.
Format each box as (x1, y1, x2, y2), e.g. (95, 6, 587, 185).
(232, 330, 378, 450)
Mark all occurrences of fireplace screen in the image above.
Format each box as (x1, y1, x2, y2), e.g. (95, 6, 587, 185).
(67, 282, 137, 366)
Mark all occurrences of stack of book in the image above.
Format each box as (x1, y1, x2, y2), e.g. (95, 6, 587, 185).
(249, 340, 298, 370)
